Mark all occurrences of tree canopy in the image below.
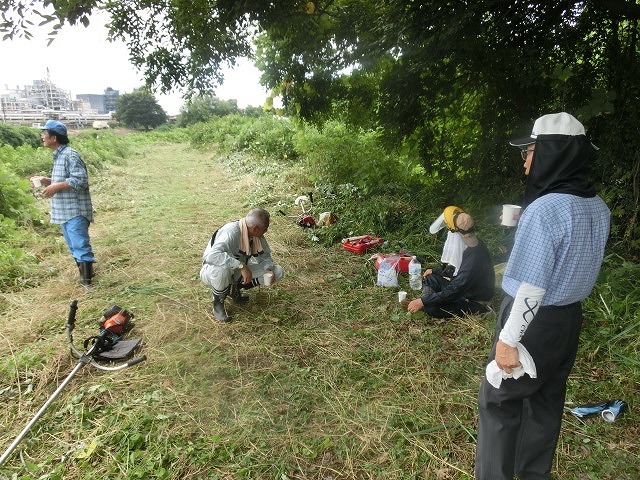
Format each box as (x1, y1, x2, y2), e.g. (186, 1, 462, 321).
(177, 95, 239, 127)
(2, 0, 640, 251)
(115, 90, 167, 130)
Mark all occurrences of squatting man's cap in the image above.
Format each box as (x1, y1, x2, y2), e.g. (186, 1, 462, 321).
(509, 112, 598, 149)
(41, 119, 68, 136)
(429, 206, 479, 247)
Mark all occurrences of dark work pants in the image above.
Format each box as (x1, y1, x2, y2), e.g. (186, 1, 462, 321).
(475, 296, 583, 480)
(421, 273, 489, 319)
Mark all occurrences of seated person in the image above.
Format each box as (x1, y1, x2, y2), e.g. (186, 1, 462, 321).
(200, 208, 284, 323)
(407, 206, 495, 318)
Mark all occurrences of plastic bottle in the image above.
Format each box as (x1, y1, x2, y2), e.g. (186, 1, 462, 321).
(408, 256, 422, 291)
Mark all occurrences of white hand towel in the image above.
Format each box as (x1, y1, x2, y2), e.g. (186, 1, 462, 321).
(485, 343, 537, 389)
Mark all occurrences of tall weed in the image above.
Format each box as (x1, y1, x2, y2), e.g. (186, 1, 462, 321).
(294, 121, 412, 195)
(0, 144, 51, 176)
(0, 162, 39, 223)
(73, 131, 131, 169)
(582, 255, 640, 360)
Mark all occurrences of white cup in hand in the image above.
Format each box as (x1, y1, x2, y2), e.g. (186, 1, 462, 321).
(501, 204, 522, 226)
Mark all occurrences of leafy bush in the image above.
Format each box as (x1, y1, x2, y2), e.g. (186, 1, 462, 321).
(0, 243, 37, 290)
(177, 94, 239, 126)
(189, 114, 252, 151)
(0, 144, 51, 176)
(294, 121, 417, 195)
(0, 124, 41, 148)
(0, 162, 39, 223)
(582, 255, 640, 358)
(73, 131, 131, 169)
(242, 115, 298, 161)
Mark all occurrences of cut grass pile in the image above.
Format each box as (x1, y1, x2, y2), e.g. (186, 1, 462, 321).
(0, 139, 637, 479)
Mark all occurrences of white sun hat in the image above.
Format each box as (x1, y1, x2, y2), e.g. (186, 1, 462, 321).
(509, 112, 598, 149)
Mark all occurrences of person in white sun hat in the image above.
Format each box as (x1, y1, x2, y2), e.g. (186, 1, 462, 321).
(475, 113, 611, 480)
(406, 205, 495, 318)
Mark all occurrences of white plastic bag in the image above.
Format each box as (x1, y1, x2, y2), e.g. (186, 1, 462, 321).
(376, 257, 400, 287)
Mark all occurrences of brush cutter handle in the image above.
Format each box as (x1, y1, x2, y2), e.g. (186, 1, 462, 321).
(67, 300, 85, 359)
(127, 355, 147, 367)
(66, 299, 78, 331)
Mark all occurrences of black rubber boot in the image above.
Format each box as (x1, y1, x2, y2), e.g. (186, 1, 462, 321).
(230, 281, 250, 304)
(213, 295, 231, 323)
(79, 262, 93, 286)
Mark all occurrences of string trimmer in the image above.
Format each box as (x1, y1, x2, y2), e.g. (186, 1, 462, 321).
(0, 300, 146, 467)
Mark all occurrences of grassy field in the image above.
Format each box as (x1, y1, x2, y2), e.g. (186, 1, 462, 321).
(0, 139, 637, 479)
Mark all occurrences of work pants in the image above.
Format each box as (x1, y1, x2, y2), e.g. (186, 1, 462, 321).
(422, 273, 489, 318)
(475, 296, 583, 480)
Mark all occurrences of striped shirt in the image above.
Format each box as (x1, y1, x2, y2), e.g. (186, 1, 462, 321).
(49, 145, 94, 224)
(502, 193, 610, 306)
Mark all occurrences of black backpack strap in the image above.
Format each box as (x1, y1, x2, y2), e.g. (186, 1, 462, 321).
(210, 228, 219, 246)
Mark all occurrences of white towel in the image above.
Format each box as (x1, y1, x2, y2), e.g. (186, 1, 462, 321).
(485, 343, 537, 389)
(440, 231, 467, 275)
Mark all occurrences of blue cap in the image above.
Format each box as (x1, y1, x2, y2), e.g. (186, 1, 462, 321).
(41, 119, 67, 136)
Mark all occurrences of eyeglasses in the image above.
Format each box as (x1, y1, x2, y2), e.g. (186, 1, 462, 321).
(520, 148, 535, 161)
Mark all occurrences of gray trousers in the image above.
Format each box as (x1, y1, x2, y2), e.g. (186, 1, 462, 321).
(475, 296, 583, 480)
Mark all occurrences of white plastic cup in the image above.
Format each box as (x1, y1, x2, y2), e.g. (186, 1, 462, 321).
(398, 291, 407, 302)
(263, 272, 274, 286)
(502, 204, 522, 226)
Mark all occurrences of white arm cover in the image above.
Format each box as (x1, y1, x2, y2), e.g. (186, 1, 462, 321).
(499, 282, 546, 347)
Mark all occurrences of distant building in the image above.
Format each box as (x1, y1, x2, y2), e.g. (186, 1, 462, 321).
(77, 88, 119, 114)
(76, 94, 105, 113)
(104, 87, 119, 113)
(0, 79, 72, 112)
(1, 79, 115, 128)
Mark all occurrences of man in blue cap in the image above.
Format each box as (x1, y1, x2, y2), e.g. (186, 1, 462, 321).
(35, 120, 96, 286)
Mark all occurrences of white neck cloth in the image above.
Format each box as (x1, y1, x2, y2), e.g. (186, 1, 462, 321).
(440, 231, 467, 275)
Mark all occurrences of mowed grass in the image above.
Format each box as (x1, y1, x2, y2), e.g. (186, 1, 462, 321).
(0, 140, 637, 479)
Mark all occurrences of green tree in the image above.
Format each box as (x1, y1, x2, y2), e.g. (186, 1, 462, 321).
(115, 90, 167, 130)
(177, 95, 239, 126)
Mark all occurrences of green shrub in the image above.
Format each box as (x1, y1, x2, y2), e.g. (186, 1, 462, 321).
(582, 255, 640, 358)
(189, 114, 256, 151)
(294, 121, 416, 195)
(0, 216, 40, 291)
(0, 124, 41, 148)
(73, 131, 131, 169)
(0, 162, 39, 224)
(242, 115, 298, 161)
(0, 144, 52, 176)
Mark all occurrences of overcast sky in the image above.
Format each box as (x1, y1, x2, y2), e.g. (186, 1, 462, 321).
(0, 13, 269, 115)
